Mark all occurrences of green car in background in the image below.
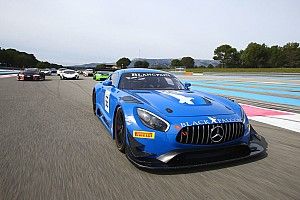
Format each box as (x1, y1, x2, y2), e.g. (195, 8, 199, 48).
(93, 71, 110, 81)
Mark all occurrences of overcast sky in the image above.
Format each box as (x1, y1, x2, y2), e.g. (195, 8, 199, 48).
(1, 0, 299, 65)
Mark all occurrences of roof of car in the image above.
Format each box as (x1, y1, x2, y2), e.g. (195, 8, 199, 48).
(116, 68, 168, 74)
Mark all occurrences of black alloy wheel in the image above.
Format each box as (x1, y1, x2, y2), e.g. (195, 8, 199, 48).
(114, 107, 126, 153)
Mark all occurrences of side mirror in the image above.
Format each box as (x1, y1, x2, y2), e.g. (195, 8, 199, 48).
(103, 80, 113, 86)
(184, 82, 191, 90)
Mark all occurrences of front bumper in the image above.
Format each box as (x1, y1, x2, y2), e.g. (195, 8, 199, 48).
(62, 75, 78, 79)
(18, 75, 44, 81)
(125, 128, 266, 170)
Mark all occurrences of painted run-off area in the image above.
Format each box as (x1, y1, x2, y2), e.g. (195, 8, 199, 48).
(182, 73, 300, 107)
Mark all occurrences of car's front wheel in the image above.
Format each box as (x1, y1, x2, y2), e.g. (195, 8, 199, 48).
(114, 107, 126, 153)
(92, 90, 96, 115)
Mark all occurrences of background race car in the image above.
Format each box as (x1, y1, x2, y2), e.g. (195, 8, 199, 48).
(40, 68, 52, 76)
(83, 69, 94, 77)
(93, 71, 110, 81)
(92, 68, 266, 169)
(60, 70, 79, 80)
(17, 68, 45, 81)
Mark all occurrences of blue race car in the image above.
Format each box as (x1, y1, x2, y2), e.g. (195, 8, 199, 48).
(92, 68, 266, 169)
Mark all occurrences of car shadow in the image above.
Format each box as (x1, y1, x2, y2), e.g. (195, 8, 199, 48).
(143, 134, 268, 175)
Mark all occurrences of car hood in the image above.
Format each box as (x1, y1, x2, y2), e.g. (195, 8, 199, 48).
(126, 90, 236, 117)
(63, 73, 76, 76)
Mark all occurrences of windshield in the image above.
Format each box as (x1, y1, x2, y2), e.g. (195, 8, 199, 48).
(64, 70, 75, 74)
(24, 68, 38, 73)
(119, 72, 185, 90)
(97, 72, 109, 75)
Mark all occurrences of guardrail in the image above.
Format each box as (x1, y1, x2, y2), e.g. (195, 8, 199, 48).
(0, 69, 20, 75)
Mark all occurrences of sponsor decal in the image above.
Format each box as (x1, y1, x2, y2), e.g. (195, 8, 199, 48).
(207, 116, 217, 123)
(180, 117, 242, 127)
(130, 73, 171, 77)
(161, 91, 194, 105)
(104, 90, 110, 113)
(133, 131, 155, 139)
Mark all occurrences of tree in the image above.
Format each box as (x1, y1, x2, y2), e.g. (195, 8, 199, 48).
(0, 47, 61, 69)
(213, 44, 240, 67)
(181, 57, 194, 68)
(207, 64, 214, 68)
(95, 64, 107, 71)
(36, 61, 51, 69)
(116, 57, 131, 69)
(282, 42, 300, 68)
(134, 60, 149, 68)
(267, 46, 285, 68)
(0, 48, 6, 65)
(240, 43, 269, 68)
(50, 63, 63, 69)
(171, 59, 182, 66)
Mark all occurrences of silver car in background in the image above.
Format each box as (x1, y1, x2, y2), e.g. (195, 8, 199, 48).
(40, 68, 52, 76)
(83, 69, 94, 77)
(57, 68, 68, 76)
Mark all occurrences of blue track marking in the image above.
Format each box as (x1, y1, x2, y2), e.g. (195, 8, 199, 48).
(185, 80, 300, 90)
(186, 81, 300, 97)
(190, 85, 300, 107)
(0, 71, 18, 75)
(219, 81, 300, 90)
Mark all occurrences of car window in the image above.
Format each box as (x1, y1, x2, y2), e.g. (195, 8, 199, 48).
(111, 73, 118, 86)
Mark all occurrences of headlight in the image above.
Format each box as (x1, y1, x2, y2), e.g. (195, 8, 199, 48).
(137, 108, 170, 132)
(240, 106, 251, 132)
(240, 106, 247, 124)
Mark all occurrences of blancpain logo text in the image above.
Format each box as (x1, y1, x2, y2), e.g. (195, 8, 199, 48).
(131, 73, 171, 77)
(180, 117, 241, 127)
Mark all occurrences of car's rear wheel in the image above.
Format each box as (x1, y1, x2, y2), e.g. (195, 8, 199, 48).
(114, 107, 126, 153)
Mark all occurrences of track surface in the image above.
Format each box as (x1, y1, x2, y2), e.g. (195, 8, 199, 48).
(0, 76, 299, 200)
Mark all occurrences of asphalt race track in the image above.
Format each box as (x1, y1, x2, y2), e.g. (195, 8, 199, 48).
(0, 75, 299, 200)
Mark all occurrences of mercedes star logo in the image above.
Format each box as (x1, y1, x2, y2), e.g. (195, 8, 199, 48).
(210, 126, 224, 143)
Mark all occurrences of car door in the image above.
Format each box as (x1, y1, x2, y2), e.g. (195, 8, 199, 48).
(99, 72, 119, 129)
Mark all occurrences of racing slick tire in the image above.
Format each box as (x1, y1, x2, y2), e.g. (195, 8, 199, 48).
(114, 107, 126, 153)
